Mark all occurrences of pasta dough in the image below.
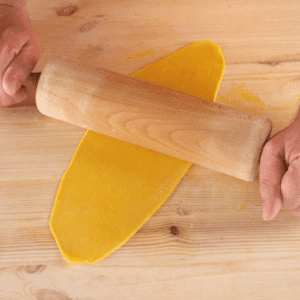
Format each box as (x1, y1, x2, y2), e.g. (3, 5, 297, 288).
(50, 40, 225, 264)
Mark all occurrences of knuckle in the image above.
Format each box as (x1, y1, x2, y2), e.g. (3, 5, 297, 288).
(26, 43, 41, 61)
(16, 65, 30, 80)
(260, 180, 271, 190)
(2, 26, 20, 41)
(259, 180, 276, 200)
(1, 27, 29, 51)
(262, 140, 279, 156)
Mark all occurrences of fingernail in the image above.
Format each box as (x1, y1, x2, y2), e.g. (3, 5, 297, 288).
(2, 82, 9, 94)
(263, 200, 282, 221)
(10, 80, 20, 95)
(263, 211, 269, 221)
(263, 202, 269, 221)
(272, 200, 282, 218)
(3, 80, 19, 96)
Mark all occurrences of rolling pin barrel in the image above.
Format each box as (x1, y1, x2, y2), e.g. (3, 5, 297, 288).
(36, 56, 272, 181)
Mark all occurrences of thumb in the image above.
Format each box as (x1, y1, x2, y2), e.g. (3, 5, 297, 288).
(259, 141, 285, 220)
(3, 41, 39, 96)
(281, 157, 300, 210)
(0, 26, 30, 93)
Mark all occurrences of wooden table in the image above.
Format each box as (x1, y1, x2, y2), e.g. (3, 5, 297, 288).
(1, 0, 300, 298)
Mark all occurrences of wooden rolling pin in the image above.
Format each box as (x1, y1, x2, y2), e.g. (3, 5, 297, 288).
(33, 56, 272, 182)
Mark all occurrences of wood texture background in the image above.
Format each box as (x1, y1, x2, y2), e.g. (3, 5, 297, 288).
(0, 0, 300, 298)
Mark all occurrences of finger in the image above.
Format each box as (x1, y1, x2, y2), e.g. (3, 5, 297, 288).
(259, 141, 285, 220)
(0, 26, 29, 77)
(281, 158, 300, 210)
(0, 84, 27, 107)
(10, 86, 27, 106)
(2, 41, 39, 96)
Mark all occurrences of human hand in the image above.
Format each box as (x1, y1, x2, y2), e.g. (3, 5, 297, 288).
(259, 116, 300, 220)
(0, 4, 40, 106)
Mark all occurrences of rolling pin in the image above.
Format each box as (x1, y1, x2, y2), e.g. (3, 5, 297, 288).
(29, 56, 272, 181)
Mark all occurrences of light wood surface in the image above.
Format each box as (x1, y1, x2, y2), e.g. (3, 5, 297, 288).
(1, 0, 300, 298)
(36, 56, 272, 181)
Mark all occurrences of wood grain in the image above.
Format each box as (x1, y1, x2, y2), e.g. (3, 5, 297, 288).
(0, 0, 300, 299)
(36, 56, 271, 181)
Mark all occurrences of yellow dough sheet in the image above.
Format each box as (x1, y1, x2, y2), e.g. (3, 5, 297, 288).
(50, 41, 225, 264)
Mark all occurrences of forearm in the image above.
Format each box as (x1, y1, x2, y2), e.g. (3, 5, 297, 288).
(0, 0, 26, 10)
